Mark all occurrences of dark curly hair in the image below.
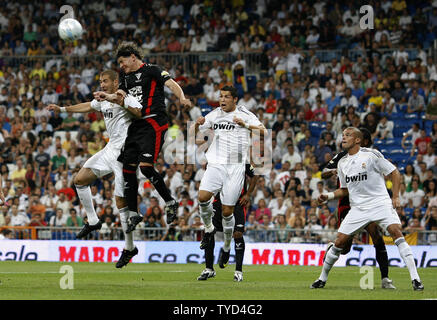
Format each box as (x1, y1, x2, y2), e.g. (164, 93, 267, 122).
(115, 41, 143, 60)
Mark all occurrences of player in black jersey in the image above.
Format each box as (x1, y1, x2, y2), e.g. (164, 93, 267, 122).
(94, 42, 192, 235)
(321, 127, 395, 289)
(197, 164, 259, 282)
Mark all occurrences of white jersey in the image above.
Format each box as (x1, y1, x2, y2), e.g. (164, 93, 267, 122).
(199, 105, 262, 164)
(90, 95, 142, 150)
(338, 147, 396, 210)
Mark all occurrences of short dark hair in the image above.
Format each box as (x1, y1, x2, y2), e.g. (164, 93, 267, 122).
(221, 85, 238, 98)
(359, 127, 372, 147)
(116, 41, 143, 60)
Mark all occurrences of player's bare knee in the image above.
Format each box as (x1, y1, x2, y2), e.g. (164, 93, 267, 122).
(198, 191, 212, 203)
(115, 196, 127, 209)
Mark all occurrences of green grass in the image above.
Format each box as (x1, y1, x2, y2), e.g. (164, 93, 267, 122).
(0, 261, 435, 300)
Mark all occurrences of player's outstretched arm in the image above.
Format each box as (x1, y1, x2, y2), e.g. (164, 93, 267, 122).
(122, 95, 143, 118)
(165, 79, 192, 108)
(318, 188, 348, 205)
(46, 102, 92, 113)
(321, 168, 337, 180)
(93, 89, 126, 105)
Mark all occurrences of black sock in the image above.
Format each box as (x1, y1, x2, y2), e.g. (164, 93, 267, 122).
(374, 242, 389, 279)
(234, 236, 245, 272)
(205, 235, 215, 270)
(123, 164, 139, 213)
(140, 165, 173, 202)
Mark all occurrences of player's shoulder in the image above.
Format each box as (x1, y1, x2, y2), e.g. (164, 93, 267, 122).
(205, 107, 220, 118)
(237, 105, 257, 117)
(360, 147, 384, 159)
(325, 150, 347, 169)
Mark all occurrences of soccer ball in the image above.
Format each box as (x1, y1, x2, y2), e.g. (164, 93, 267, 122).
(58, 18, 83, 42)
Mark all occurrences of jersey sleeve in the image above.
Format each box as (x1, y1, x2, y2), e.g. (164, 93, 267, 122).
(337, 161, 347, 188)
(90, 99, 102, 111)
(124, 94, 143, 110)
(118, 72, 127, 93)
(149, 65, 172, 85)
(374, 156, 397, 176)
(247, 110, 262, 126)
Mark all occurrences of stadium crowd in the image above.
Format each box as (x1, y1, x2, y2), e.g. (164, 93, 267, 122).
(1, 0, 437, 243)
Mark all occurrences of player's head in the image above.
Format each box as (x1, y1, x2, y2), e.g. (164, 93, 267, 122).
(115, 41, 143, 74)
(219, 85, 238, 112)
(341, 127, 363, 150)
(99, 70, 119, 93)
(359, 127, 372, 148)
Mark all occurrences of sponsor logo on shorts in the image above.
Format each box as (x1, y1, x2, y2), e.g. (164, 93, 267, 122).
(143, 153, 152, 158)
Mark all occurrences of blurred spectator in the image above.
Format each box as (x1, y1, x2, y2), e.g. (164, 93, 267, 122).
(373, 115, 394, 140)
(412, 129, 432, 156)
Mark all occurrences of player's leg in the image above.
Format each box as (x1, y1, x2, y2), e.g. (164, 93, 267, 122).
(119, 132, 141, 233)
(198, 165, 224, 249)
(138, 119, 178, 224)
(377, 206, 423, 290)
(386, 223, 424, 290)
(312, 207, 368, 288)
(115, 196, 139, 268)
(232, 202, 245, 281)
(365, 222, 395, 289)
(198, 189, 216, 249)
(74, 166, 102, 238)
(198, 199, 220, 281)
(218, 164, 245, 268)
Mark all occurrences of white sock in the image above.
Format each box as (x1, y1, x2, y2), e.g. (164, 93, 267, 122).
(76, 185, 99, 225)
(222, 214, 235, 252)
(395, 237, 420, 281)
(320, 245, 342, 282)
(120, 207, 135, 251)
(199, 199, 214, 233)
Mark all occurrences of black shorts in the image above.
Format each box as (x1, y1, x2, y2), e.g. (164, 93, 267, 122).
(212, 199, 246, 233)
(118, 117, 168, 164)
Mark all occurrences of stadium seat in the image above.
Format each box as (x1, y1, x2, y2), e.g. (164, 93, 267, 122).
(200, 104, 212, 116)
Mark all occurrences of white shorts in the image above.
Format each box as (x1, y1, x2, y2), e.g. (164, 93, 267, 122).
(199, 164, 245, 206)
(83, 146, 124, 197)
(338, 204, 402, 235)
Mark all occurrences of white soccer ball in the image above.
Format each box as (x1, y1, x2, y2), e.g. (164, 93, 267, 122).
(58, 18, 83, 42)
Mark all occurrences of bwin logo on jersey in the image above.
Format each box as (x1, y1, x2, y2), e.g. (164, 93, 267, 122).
(213, 123, 236, 130)
(345, 172, 368, 183)
(103, 110, 113, 118)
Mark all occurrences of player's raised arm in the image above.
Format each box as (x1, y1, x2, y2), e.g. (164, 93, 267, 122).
(165, 78, 192, 108)
(46, 102, 92, 113)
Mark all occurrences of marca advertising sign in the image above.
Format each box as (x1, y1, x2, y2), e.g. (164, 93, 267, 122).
(1, 241, 436, 267)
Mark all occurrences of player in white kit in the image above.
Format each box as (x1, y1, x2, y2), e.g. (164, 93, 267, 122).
(311, 127, 424, 291)
(193, 86, 266, 271)
(46, 70, 143, 268)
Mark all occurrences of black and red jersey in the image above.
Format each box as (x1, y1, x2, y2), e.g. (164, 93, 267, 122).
(119, 63, 171, 121)
(322, 150, 350, 210)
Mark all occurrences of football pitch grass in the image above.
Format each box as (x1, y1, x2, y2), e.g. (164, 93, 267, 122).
(0, 261, 436, 300)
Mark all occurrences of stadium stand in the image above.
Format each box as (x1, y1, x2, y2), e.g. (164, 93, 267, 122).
(0, 0, 436, 244)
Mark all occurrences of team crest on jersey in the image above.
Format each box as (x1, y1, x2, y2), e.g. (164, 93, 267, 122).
(135, 73, 141, 80)
(362, 162, 366, 169)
